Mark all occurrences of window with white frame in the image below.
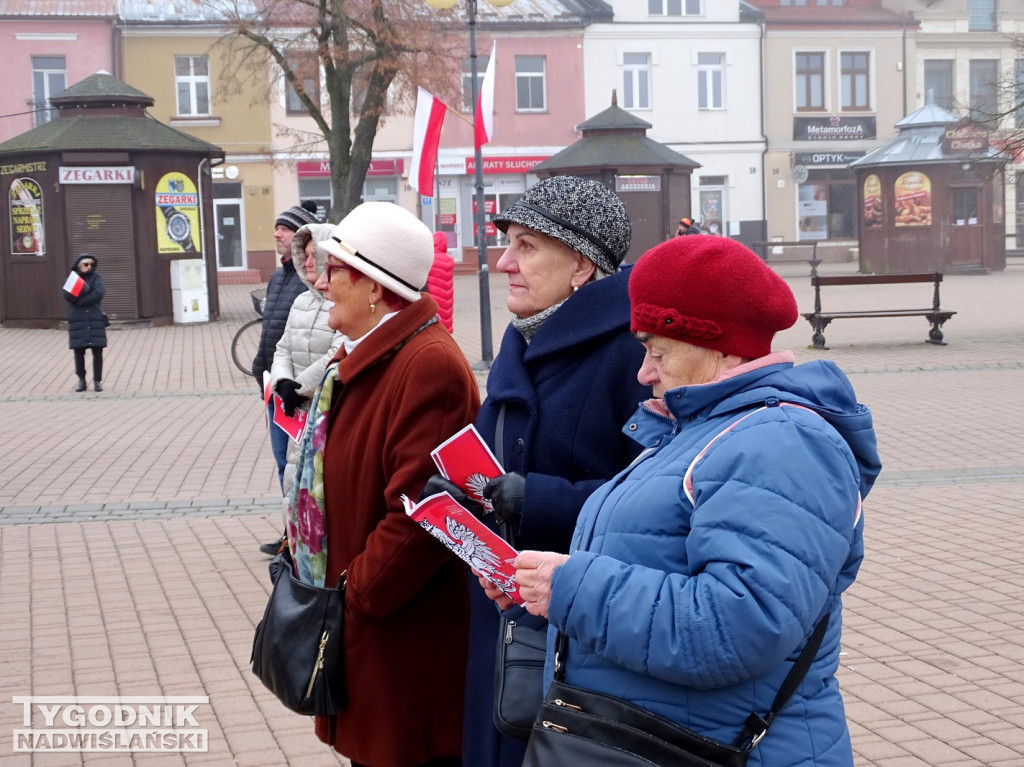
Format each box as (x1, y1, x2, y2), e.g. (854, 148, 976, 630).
(924, 60, 955, 111)
(285, 54, 320, 115)
(515, 56, 546, 112)
(697, 53, 724, 110)
(175, 55, 210, 116)
(795, 52, 826, 111)
(1015, 59, 1024, 129)
(462, 57, 487, 114)
(623, 53, 651, 110)
(647, 0, 700, 16)
(840, 51, 870, 111)
(31, 56, 66, 127)
(969, 59, 999, 121)
(967, 0, 997, 32)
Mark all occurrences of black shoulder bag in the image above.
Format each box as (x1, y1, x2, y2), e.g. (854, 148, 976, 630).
(492, 404, 549, 739)
(522, 615, 829, 767)
(250, 549, 347, 716)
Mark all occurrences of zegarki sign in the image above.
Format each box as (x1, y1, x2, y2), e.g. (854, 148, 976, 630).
(59, 166, 136, 184)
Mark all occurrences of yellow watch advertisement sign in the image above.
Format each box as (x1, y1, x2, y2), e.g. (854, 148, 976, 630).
(155, 172, 201, 254)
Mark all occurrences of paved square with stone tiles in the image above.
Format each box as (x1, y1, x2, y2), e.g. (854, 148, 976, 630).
(1, 257, 1022, 766)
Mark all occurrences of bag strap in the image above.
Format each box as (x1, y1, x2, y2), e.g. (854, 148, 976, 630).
(493, 403, 519, 547)
(552, 612, 829, 753)
(733, 612, 829, 750)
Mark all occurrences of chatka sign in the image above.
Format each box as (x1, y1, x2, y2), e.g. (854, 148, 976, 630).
(939, 119, 992, 156)
(9, 177, 45, 256)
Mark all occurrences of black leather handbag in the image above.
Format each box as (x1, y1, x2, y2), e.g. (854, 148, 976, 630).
(250, 550, 347, 716)
(522, 616, 829, 767)
(493, 613, 548, 738)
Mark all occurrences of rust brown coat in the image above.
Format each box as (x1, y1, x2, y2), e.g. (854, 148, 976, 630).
(314, 296, 480, 767)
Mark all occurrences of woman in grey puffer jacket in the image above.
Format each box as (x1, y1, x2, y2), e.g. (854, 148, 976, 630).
(269, 222, 342, 493)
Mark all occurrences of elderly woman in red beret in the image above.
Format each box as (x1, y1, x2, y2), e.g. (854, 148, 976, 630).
(485, 236, 882, 766)
(289, 202, 479, 767)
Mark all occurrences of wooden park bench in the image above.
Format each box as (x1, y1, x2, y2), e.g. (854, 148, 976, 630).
(802, 272, 956, 350)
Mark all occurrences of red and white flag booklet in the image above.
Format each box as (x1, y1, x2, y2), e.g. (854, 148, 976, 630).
(262, 372, 308, 443)
(402, 425, 523, 604)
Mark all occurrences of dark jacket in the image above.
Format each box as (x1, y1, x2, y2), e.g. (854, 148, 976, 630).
(464, 266, 650, 767)
(313, 296, 480, 766)
(63, 254, 107, 350)
(251, 257, 305, 382)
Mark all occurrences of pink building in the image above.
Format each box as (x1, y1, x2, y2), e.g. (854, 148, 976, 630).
(0, 0, 119, 145)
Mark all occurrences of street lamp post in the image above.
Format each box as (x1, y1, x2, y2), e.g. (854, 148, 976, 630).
(426, 0, 513, 369)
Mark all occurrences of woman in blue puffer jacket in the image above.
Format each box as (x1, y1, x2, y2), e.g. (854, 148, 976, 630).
(487, 235, 882, 766)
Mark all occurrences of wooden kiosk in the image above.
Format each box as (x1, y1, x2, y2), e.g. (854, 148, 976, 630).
(850, 104, 1007, 274)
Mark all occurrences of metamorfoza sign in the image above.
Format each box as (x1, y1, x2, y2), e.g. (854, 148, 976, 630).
(12, 696, 209, 752)
(793, 117, 876, 141)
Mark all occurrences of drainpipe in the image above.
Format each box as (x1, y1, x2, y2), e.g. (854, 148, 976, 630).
(902, 25, 908, 117)
(758, 12, 769, 241)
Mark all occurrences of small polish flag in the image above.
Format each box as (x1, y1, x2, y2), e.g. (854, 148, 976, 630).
(63, 271, 86, 297)
(409, 87, 448, 195)
(474, 41, 497, 150)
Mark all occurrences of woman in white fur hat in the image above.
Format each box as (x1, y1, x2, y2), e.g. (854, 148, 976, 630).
(284, 201, 480, 767)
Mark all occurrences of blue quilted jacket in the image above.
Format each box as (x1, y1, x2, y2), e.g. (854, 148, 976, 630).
(547, 358, 881, 767)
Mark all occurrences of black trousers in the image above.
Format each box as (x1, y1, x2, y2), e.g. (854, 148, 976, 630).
(73, 347, 103, 381)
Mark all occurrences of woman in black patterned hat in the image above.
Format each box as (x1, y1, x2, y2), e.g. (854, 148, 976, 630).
(423, 175, 650, 767)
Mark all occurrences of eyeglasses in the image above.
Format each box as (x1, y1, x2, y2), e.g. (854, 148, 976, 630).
(324, 260, 350, 282)
(79, 262, 95, 269)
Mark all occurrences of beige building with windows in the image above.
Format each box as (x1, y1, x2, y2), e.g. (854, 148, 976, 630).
(119, 0, 276, 283)
(749, 1, 916, 257)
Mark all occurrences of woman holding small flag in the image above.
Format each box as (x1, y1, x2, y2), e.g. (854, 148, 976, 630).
(63, 253, 107, 392)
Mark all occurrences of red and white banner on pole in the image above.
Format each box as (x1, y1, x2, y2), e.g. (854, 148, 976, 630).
(409, 87, 448, 195)
(474, 41, 496, 150)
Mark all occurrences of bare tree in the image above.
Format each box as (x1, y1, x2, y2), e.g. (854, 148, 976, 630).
(212, 0, 467, 221)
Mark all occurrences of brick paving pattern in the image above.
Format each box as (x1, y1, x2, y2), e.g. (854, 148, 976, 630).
(1, 259, 1022, 765)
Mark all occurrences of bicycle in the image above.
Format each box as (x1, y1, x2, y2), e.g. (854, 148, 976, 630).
(230, 289, 265, 376)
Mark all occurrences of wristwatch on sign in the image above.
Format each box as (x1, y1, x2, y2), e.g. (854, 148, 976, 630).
(161, 206, 197, 253)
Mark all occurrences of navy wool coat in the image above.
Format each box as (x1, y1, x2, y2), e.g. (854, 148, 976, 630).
(251, 258, 305, 382)
(464, 265, 650, 767)
(64, 254, 107, 350)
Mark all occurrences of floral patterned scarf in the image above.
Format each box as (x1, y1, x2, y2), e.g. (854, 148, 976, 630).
(286, 362, 338, 586)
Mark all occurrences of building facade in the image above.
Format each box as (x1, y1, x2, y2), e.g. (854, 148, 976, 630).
(584, 0, 767, 242)
(119, 0, 275, 283)
(885, 0, 1024, 250)
(748, 0, 916, 258)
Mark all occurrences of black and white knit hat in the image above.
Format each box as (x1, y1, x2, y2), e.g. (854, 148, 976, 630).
(493, 176, 631, 274)
(275, 200, 320, 233)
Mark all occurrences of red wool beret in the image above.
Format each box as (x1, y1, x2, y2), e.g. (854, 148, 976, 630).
(629, 235, 798, 359)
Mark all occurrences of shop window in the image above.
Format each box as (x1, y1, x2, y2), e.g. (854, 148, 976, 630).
(175, 55, 211, 116)
(623, 53, 651, 110)
(298, 178, 332, 222)
(798, 172, 856, 241)
(31, 56, 65, 127)
(840, 52, 870, 111)
(795, 52, 825, 112)
(515, 56, 546, 112)
(952, 188, 980, 226)
(924, 60, 955, 111)
(698, 53, 724, 110)
(285, 54, 320, 115)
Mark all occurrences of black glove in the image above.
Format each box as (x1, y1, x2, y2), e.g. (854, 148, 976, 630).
(420, 474, 485, 518)
(482, 472, 525, 529)
(274, 378, 306, 417)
